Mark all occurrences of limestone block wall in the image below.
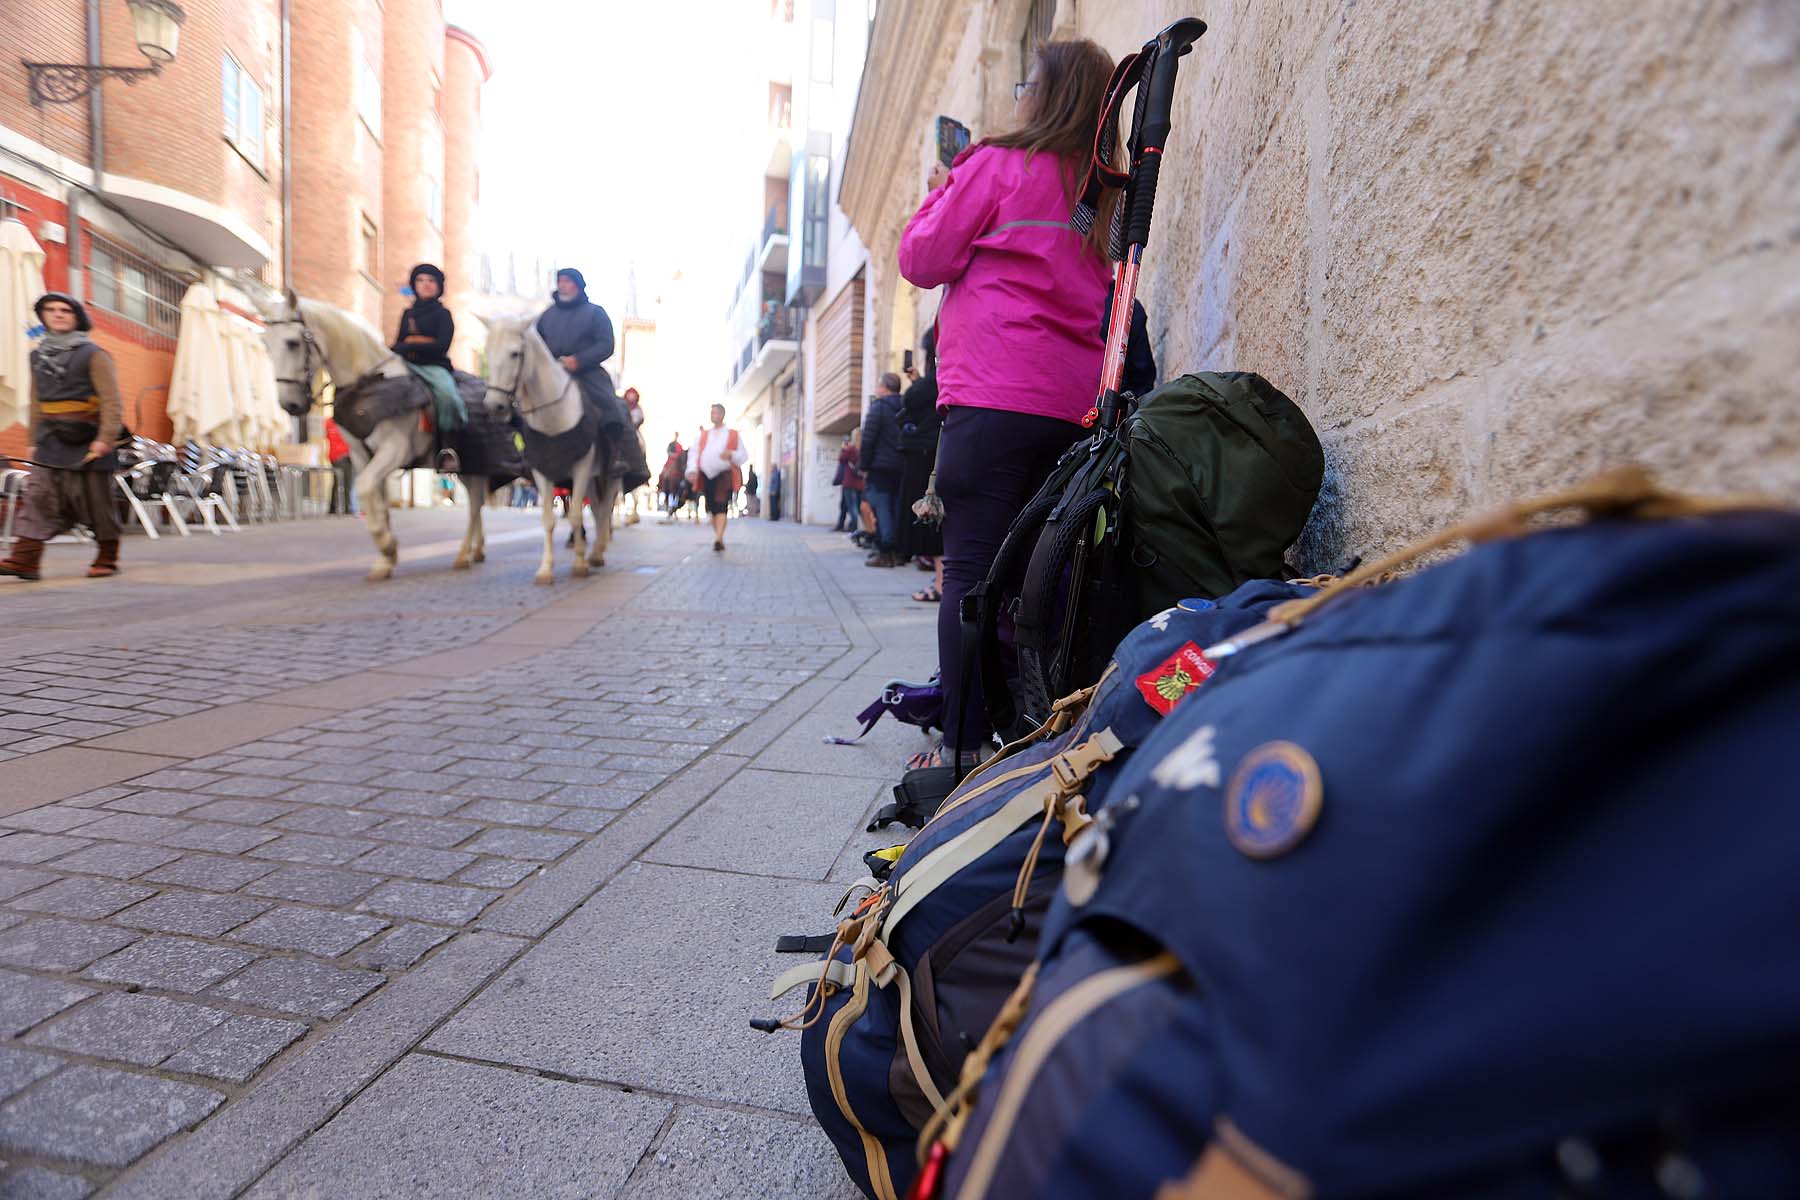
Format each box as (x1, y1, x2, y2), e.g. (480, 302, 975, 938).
(848, 0, 1798, 571)
(1074, 0, 1799, 568)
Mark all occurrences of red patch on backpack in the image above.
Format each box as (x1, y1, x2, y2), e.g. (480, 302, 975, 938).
(1136, 642, 1217, 715)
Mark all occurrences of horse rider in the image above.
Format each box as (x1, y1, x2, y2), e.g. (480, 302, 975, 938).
(392, 262, 464, 473)
(533, 268, 652, 493)
(0, 293, 128, 582)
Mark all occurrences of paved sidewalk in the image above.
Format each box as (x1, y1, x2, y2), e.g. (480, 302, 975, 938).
(0, 508, 939, 1198)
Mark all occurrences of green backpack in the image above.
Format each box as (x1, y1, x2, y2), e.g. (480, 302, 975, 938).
(969, 371, 1323, 742)
(1121, 371, 1325, 603)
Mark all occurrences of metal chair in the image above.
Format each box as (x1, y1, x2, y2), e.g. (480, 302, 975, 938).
(0, 467, 27, 549)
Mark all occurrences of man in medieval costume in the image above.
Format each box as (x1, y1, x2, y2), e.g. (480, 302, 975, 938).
(534, 268, 652, 494)
(0, 293, 128, 581)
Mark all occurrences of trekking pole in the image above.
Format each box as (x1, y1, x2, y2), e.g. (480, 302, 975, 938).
(1083, 17, 1208, 432)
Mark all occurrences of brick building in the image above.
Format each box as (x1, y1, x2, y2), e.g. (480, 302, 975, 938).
(1, 0, 491, 458)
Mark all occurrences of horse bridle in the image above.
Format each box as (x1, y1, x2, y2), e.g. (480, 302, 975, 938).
(486, 338, 575, 419)
(269, 315, 325, 408)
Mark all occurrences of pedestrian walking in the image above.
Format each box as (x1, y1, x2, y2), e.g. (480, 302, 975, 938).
(688, 403, 748, 552)
(0, 293, 129, 581)
(744, 464, 761, 517)
(834, 432, 865, 533)
(622, 387, 646, 524)
(896, 37, 1120, 769)
(858, 371, 906, 567)
(391, 263, 464, 474)
(325, 416, 359, 515)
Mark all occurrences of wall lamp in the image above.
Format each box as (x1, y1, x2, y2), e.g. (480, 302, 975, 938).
(24, 0, 187, 105)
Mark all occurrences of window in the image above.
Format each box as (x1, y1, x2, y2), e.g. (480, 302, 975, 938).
(353, 30, 382, 139)
(359, 215, 378, 279)
(221, 54, 265, 167)
(86, 235, 183, 344)
(1020, 0, 1054, 74)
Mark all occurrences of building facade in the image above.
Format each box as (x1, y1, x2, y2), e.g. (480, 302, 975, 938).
(839, 0, 1800, 568)
(2, 0, 491, 458)
(724, 0, 876, 527)
(1, 0, 286, 457)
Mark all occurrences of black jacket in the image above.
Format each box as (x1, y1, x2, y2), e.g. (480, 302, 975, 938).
(535, 296, 615, 376)
(859, 390, 906, 479)
(899, 375, 941, 452)
(393, 298, 454, 371)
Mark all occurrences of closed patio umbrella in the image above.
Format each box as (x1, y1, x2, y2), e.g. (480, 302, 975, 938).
(0, 218, 46, 431)
(222, 317, 283, 448)
(167, 283, 234, 444)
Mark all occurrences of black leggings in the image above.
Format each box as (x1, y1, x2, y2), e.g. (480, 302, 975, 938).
(936, 405, 1086, 753)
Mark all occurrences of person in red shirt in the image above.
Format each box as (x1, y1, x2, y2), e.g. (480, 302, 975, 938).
(324, 417, 355, 515)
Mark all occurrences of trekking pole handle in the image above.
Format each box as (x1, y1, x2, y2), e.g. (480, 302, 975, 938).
(1125, 18, 1207, 249)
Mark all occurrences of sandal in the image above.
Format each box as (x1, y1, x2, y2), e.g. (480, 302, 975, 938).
(912, 585, 941, 603)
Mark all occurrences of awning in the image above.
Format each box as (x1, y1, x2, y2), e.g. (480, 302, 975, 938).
(0, 218, 47, 431)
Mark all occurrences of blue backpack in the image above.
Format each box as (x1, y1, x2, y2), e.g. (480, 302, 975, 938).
(929, 486, 1800, 1200)
(769, 581, 1314, 1200)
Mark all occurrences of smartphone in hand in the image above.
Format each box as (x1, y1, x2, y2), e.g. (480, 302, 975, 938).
(935, 116, 971, 168)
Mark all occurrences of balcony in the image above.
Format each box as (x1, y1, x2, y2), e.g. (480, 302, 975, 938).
(756, 203, 789, 276)
(728, 304, 799, 399)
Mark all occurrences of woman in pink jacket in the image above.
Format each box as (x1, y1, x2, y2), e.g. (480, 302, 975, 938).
(898, 37, 1118, 768)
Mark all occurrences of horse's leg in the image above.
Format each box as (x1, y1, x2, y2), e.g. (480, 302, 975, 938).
(455, 475, 487, 569)
(361, 424, 407, 581)
(588, 472, 618, 568)
(472, 480, 488, 562)
(533, 469, 559, 584)
(568, 450, 594, 579)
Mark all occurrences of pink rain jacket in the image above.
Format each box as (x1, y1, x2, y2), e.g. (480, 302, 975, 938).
(898, 143, 1112, 426)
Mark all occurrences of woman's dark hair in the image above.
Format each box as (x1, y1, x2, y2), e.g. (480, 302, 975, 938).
(986, 38, 1120, 258)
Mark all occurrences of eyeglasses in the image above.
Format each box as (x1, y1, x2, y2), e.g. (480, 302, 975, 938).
(1013, 80, 1038, 101)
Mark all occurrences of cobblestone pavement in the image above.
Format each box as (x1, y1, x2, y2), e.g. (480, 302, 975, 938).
(0, 508, 940, 1198)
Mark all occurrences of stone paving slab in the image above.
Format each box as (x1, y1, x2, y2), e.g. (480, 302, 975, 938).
(618, 1104, 859, 1200)
(427, 863, 841, 1116)
(643, 769, 884, 881)
(1, 512, 917, 1196)
(244, 1054, 670, 1200)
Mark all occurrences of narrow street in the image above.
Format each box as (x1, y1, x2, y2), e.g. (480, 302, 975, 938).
(0, 510, 933, 1198)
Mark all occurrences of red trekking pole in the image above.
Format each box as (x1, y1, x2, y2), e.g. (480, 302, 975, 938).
(1076, 17, 1209, 432)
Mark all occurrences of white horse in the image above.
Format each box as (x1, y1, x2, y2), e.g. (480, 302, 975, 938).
(480, 312, 619, 584)
(261, 289, 492, 580)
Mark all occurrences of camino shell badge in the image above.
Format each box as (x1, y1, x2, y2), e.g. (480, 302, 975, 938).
(1223, 741, 1322, 859)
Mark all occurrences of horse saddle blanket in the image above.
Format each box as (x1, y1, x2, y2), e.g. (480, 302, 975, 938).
(333, 372, 428, 441)
(521, 399, 604, 489)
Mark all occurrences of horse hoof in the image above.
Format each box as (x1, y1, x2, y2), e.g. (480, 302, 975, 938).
(534, 571, 554, 586)
(368, 564, 393, 582)
(571, 561, 591, 578)
(589, 553, 605, 568)
(452, 557, 471, 570)
(472, 550, 486, 563)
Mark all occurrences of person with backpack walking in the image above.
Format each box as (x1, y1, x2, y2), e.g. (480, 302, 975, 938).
(858, 372, 907, 567)
(325, 416, 356, 515)
(0, 292, 129, 582)
(688, 402, 748, 552)
(897, 37, 1121, 768)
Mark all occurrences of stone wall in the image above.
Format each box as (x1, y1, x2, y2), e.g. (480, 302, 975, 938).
(846, 0, 1800, 570)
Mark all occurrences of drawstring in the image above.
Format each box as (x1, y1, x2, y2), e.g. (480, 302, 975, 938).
(751, 890, 886, 1034)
